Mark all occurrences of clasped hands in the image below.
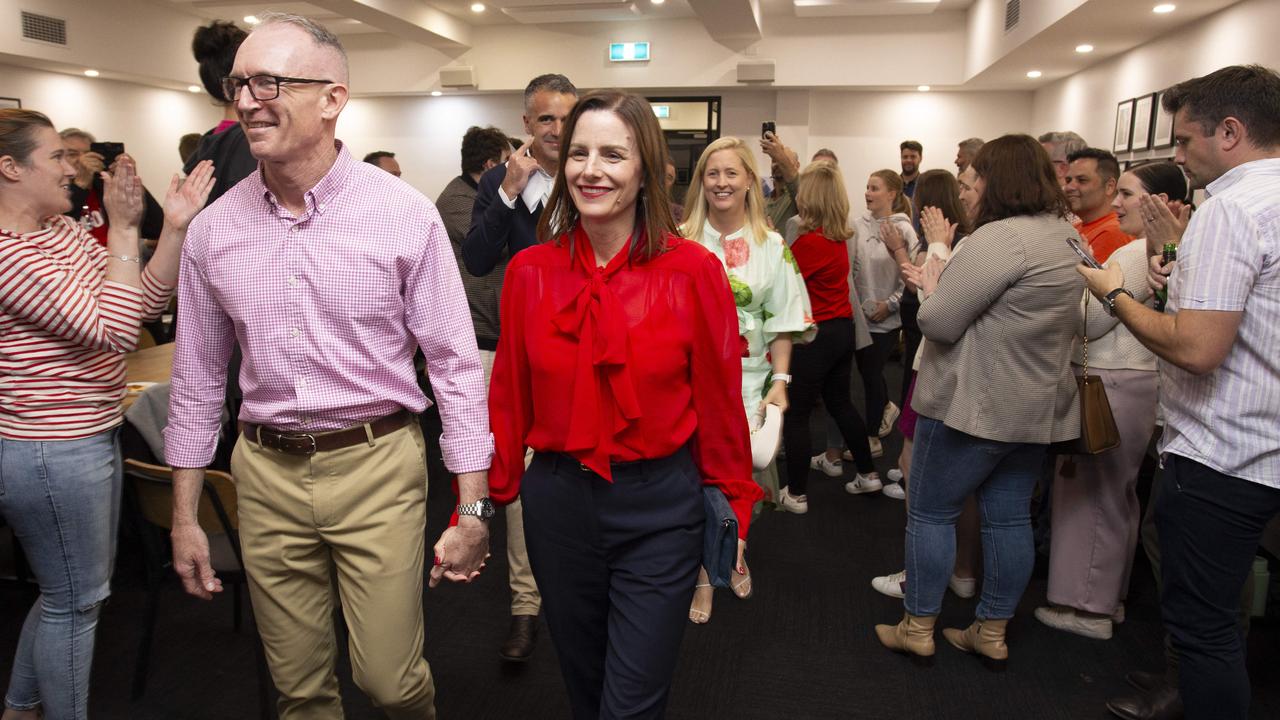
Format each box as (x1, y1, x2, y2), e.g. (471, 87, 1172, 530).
(429, 519, 491, 588)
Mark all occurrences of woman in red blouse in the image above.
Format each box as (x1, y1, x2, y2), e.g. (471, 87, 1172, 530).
(0, 109, 212, 720)
(487, 89, 760, 718)
(784, 162, 882, 509)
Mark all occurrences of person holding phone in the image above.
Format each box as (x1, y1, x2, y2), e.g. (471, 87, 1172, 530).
(1036, 161, 1189, 642)
(876, 134, 1083, 664)
(59, 128, 165, 247)
(760, 126, 801, 231)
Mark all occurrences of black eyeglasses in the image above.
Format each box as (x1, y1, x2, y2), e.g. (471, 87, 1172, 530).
(221, 74, 333, 102)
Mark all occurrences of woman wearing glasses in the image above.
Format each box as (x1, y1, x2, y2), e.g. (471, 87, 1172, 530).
(0, 109, 212, 720)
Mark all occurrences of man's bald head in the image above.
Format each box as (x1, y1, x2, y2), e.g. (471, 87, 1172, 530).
(249, 12, 349, 85)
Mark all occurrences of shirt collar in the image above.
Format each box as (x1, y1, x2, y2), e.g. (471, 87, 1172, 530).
(256, 140, 354, 218)
(701, 222, 746, 245)
(521, 166, 554, 213)
(1205, 157, 1280, 199)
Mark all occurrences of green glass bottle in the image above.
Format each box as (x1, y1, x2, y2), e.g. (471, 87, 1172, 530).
(1155, 242, 1177, 311)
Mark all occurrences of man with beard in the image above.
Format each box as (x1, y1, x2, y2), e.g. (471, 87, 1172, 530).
(1065, 147, 1131, 263)
(900, 140, 922, 198)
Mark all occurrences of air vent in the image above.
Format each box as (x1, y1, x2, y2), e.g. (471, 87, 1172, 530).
(21, 11, 67, 46)
(1004, 0, 1020, 32)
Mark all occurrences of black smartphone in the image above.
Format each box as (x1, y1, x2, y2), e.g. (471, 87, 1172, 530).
(761, 121, 776, 139)
(1066, 236, 1103, 269)
(89, 141, 125, 168)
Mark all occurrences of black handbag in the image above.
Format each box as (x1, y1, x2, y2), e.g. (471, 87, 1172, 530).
(702, 486, 738, 589)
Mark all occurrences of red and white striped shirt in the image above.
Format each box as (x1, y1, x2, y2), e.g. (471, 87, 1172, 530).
(0, 216, 173, 440)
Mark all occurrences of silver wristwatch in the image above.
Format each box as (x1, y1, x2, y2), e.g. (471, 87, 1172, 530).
(457, 497, 496, 520)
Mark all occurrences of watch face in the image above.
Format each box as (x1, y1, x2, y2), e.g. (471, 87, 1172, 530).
(478, 497, 496, 519)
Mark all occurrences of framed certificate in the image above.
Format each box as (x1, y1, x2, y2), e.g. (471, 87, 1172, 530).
(1152, 91, 1175, 149)
(0, 97, 22, 109)
(1131, 93, 1156, 151)
(1114, 99, 1134, 153)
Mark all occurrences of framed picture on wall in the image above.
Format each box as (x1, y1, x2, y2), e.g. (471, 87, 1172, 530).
(1131, 93, 1156, 151)
(0, 97, 21, 109)
(1152, 91, 1175, 149)
(1114, 99, 1134, 153)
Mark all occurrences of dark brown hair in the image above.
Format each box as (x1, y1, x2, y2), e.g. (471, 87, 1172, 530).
(1162, 64, 1280, 148)
(538, 89, 677, 262)
(910, 169, 970, 253)
(0, 109, 55, 166)
(969, 134, 1069, 229)
(1129, 160, 1189, 203)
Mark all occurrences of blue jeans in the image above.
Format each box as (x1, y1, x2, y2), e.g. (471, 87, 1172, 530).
(0, 429, 122, 719)
(905, 416, 1045, 619)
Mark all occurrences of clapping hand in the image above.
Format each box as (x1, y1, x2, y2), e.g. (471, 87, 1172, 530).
(879, 219, 907, 254)
(902, 254, 946, 299)
(1139, 193, 1191, 255)
(162, 160, 216, 232)
(920, 206, 957, 249)
(500, 137, 541, 201)
(101, 156, 143, 231)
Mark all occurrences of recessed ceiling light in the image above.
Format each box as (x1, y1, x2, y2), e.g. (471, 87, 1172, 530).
(1026, 70, 1043, 79)
(188, 85, 202, 93)
(244, 15, 260, 25)
(651, 0, 666, 5)
(1075, 44, 1094, 53)
(1153, 4, 1175, 13)
(917, 85, 931, 92)
(431, 90, 443, 97)
(470, 2, 485, 12)
(84, 69, 99, 77)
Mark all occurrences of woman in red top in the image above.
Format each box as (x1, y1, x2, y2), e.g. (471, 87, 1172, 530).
(487, 90, 760, 719)
(783, 162, 882, 509)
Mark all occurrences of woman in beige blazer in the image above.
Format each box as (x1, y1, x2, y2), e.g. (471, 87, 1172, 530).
(876, 134, 1083, 664)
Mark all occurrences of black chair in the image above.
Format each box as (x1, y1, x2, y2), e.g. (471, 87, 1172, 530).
(122, 460, 273, 718)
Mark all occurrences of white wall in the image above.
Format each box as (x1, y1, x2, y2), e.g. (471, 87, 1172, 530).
(337, 87, 1034, 209)
(1031, 0, 1280, 156)
(0, 63, 222, 193)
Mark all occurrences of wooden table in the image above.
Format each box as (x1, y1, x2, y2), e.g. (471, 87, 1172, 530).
(123, 343, 175, 410)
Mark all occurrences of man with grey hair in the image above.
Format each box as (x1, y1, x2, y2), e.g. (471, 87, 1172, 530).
(954, 137, 984, 174)
(165, 13, 492, 718)
(463, 73, 577, 276)
(1039, 130, 1089, 185)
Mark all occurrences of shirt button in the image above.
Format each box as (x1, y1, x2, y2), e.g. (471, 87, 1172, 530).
(290, 327, 300, 338)
(290, 226, 300, 234)
(288, 275, 299, 287)
(298, 378, 307, 388)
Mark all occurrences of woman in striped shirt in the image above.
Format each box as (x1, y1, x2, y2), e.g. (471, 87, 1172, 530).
(0, 109, 213, 720)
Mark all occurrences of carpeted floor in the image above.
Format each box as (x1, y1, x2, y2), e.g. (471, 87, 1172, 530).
(2, 361, 1278, 719)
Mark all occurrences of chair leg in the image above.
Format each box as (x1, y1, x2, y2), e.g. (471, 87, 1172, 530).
(132, 582, 161, 700)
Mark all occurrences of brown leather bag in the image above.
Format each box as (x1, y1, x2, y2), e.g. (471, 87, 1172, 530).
(1053, 293, 1121, 455)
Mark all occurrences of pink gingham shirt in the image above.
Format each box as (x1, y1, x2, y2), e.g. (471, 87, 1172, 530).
(164, 142, 493, 473)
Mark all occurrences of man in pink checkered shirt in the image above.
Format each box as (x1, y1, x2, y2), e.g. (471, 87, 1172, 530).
(162, 13, 492, 718)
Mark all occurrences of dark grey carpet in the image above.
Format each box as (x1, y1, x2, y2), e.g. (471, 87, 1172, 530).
(2, 359, 1277, 719)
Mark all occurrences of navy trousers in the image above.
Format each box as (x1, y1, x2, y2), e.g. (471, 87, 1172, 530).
(521, 448, 703, 720)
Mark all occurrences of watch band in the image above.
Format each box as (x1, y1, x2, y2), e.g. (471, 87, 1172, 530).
(1104, 287, 1135, 316)
(457, 497, 495, 519)
(771, 373, 792, 386)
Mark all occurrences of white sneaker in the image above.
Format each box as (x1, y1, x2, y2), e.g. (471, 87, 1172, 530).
(809, 453, 843, 478)
(872, 569, 906, 599)
(882, 482, 905, 500)
(777, 487, 809, 514)
(845, 472, 883, 495)
(887, 468, 904, 483)
(1034, 605, 1114, 640)
(1111, 603, 1125, 625)
(868, 436, 884, 458)
(878, 402, 900, 438)
(948, 575, 977, 598)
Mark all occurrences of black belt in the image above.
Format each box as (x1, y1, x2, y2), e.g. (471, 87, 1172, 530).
(477, 337, 499, 352)
(244, 409, 413, 456)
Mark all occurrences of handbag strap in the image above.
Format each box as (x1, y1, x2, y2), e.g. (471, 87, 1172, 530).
(1081, 292, 1089, 377)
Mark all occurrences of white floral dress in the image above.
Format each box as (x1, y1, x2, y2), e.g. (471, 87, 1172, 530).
(696, 223, 815, 502)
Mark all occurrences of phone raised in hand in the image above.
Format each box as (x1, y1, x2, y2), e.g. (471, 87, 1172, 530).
(761, 121, 776, 139)
(1066, 236, 1103, 269)
(89, 141, 125, 168)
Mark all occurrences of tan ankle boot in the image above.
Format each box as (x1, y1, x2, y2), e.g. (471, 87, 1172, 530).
(875, 612, 937, 658)
(943, 618, 1009, 661)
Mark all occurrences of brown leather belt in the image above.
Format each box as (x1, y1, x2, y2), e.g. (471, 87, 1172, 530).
(244, 409, 413, 456)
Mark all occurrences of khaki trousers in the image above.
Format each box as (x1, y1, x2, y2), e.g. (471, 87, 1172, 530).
(231, 423, 436, 720)
(478, 348, 542, 616)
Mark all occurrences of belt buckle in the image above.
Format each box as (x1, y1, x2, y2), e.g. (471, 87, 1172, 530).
(281, 432, 317, 455)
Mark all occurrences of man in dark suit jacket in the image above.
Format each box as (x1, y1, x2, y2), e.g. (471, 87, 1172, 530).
(463, 74, 577, 277)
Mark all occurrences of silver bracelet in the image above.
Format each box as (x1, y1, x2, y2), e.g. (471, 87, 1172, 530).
(108, 253, 142, 264)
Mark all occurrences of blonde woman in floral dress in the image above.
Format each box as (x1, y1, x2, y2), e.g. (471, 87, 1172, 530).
(682, 136, 813, 624)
